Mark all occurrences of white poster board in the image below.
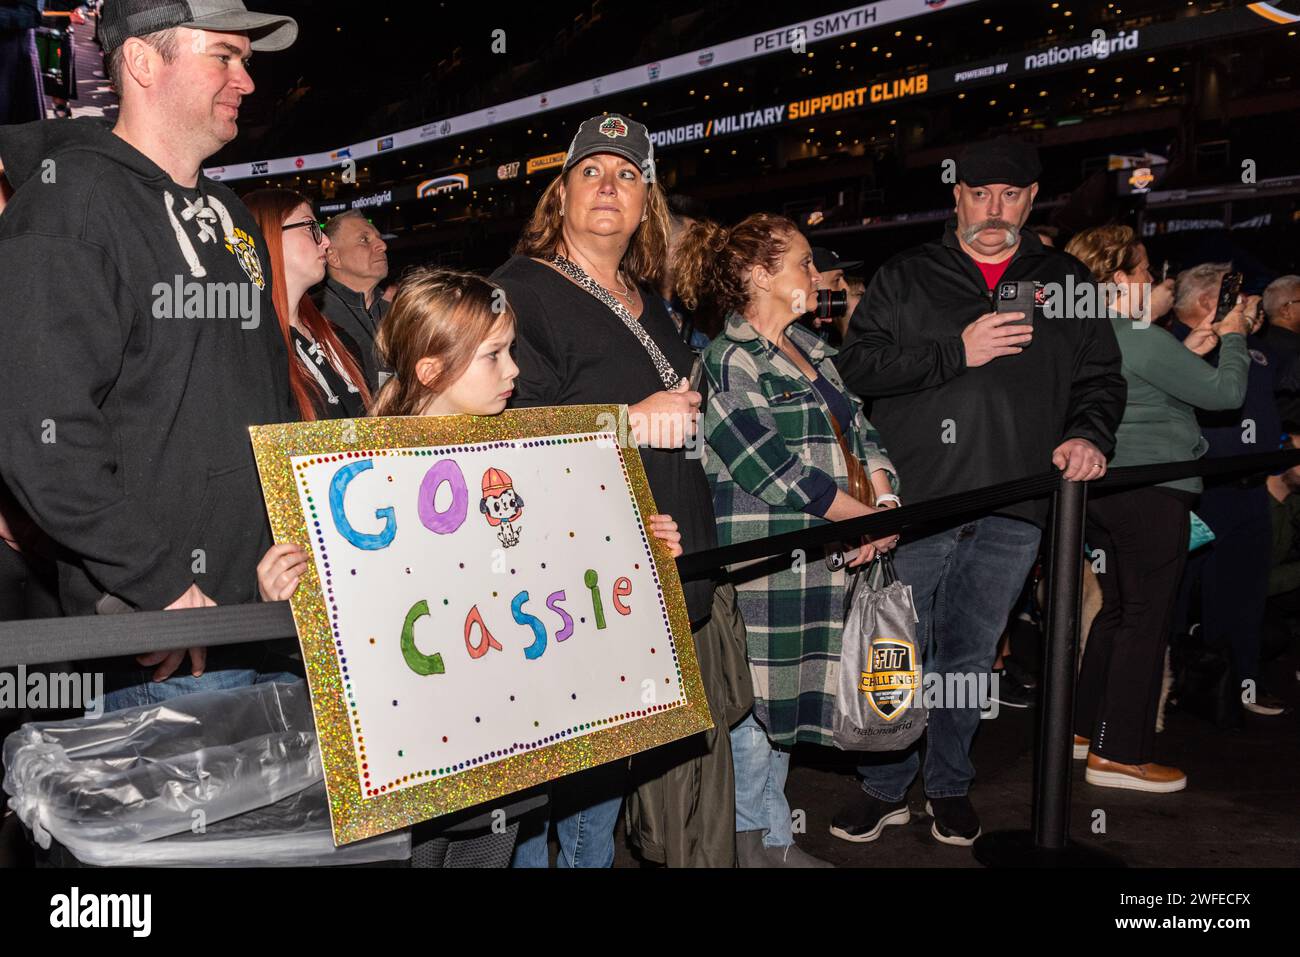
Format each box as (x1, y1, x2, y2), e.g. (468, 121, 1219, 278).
(252, 407, 710, 844)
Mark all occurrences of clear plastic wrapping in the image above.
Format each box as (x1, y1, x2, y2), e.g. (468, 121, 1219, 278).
(3, 680, 409, 866)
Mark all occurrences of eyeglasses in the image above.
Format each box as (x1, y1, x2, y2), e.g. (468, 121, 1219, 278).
(283, 220, 325, 245)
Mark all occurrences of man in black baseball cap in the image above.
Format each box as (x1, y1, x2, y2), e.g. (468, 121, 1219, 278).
(810, 247, 863, 334)
(99, 0, 297, 165)
(0, 0, 302, 710)
(98, 0, 297, 56)
(812, 247, 863, 294)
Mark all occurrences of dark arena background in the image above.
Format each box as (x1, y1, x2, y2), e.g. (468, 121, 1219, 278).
(206, 0, 1300, 292)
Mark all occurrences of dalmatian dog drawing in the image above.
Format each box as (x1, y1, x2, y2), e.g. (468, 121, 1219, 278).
(480, 467, 524, 548)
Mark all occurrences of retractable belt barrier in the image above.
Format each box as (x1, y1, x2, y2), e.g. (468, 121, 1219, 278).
(2, 449, 1297, 670)
(3, 446, 1299, 867)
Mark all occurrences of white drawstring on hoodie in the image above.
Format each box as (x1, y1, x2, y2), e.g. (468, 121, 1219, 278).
(163, 191, 237, 280)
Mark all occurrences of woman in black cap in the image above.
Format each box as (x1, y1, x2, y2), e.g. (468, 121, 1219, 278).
(492, 114, 751, 868)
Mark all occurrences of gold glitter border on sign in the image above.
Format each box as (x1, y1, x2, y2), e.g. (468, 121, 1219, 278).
(250, 405, 712, 846)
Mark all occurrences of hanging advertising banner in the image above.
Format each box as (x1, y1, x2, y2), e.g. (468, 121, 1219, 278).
(526, 152, 568, 176)
(204, 0, 983, 182)
(647, 6, 1291, 152)
(299, 5, 1295, 211)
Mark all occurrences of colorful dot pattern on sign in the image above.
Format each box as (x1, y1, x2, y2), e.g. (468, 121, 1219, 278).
(293, 434, 685, 798)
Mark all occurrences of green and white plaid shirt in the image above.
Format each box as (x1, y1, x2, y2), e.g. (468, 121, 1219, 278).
(703, 313, 898, 746)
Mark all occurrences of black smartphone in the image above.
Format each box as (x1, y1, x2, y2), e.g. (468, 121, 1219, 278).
(1214, 271, 1243, 323)
(996, 280, 1035, 327)
(688, 355, 704, 393)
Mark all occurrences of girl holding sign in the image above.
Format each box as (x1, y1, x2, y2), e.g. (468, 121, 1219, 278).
(256, 268, 684, 596)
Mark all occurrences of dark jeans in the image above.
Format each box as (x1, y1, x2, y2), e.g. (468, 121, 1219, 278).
(1177, 484, 1271, 684)
(1075, 487, 1193, 764)
(856, 515, 1041, 801)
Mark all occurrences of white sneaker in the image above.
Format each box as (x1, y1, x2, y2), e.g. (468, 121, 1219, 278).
(1243, 695, 1289, 716)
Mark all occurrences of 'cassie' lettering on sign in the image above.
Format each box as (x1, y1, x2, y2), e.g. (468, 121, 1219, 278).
(328, 455, 641, 674)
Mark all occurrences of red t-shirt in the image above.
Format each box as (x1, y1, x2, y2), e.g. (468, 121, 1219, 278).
(973, 255, 1014, 291)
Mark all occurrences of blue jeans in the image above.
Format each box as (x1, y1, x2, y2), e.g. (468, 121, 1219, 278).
(510, 761, 624, 868)
(857, 515, 1041, 801)
(92, 668, 302, 714)
(731, 711, 793, 847)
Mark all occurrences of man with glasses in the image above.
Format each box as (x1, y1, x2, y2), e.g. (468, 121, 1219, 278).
(0, 0, 300, 711)
(317, 209, 390, 390)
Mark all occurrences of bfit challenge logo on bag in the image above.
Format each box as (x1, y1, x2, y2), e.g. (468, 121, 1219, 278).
(860, 638, 919, 720)
(599, 116, 629, 139)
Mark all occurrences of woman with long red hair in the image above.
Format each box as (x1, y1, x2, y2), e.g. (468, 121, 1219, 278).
(243, 189, 371, 419)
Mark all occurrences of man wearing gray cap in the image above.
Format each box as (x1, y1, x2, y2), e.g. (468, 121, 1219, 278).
(833, 137, 1125, 848)
(0, 1, 301, 711)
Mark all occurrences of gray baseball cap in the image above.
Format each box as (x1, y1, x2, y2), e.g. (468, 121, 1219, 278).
(99, 0, 298, 56)
(563, 114, 656, 182)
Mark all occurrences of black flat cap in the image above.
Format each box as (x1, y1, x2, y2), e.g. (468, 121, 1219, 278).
(957, 137, 1042, 188)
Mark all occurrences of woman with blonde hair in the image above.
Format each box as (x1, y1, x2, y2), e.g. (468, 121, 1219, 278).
(492, 115, 751, 868)
(1064, 224, 1251, 793)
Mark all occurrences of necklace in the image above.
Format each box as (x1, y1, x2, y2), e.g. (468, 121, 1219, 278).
(565, 247, 634, 305)
(548, 254, 681, 390)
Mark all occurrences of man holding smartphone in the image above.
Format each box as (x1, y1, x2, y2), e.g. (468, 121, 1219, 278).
(832, 137, 1126, 847)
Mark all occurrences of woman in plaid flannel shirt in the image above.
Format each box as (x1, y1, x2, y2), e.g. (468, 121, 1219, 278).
(675, 213, 901, 866)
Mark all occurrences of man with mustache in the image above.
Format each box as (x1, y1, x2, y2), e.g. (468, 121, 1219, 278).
(0, 0, 300, 711)
(832, 137, 1126, 848)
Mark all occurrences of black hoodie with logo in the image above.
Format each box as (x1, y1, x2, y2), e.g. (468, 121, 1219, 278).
(836, 220, 1126, 527)
(0, 118, 294, 627)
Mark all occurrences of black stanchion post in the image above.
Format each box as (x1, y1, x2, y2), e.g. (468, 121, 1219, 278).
(1035, 477, 1086, 850)
(973, 476, 1123, 867)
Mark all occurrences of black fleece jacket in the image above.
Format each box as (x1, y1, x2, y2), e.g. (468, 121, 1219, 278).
(836, 220, 1126, 526)
(0, 117, 294, 616)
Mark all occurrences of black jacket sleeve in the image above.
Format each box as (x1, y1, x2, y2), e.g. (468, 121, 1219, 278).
(837, 262, 969, 398)
(1060, 266, 1127, 457)
(0, 236, 193, 610)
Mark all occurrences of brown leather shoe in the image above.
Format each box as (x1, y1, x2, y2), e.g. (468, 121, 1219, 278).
(1085, 753, 1187, 793)
(1073, 735, 1089, 760)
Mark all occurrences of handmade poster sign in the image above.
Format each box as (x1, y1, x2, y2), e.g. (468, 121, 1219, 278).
(251, 406, 712, 845)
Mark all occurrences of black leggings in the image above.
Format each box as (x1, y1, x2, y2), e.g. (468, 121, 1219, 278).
(1075, 487, 1194, 764)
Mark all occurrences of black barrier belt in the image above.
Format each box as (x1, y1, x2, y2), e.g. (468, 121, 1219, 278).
(678, 448, 1300, 580)
(3, 449, 1299, 668)
(0, 602, 297, 669)
(677, 470, 1060, 580)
